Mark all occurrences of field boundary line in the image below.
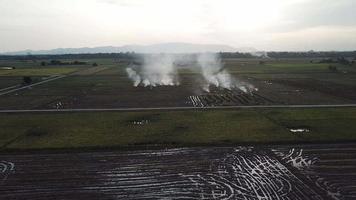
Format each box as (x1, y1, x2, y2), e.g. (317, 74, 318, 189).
(0, 75, 66, 96)
(0, 84, 20, 92)
(1, 104, 356, 113)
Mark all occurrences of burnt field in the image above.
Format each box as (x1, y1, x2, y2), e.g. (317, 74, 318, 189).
(0, 57, 356, 109)
(1, 143, 356, 199)
(188, 90, 274, 107)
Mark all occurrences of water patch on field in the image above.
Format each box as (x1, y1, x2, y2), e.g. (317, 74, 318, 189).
(288, 126, 311, 134)
(132, 120, 149, 125)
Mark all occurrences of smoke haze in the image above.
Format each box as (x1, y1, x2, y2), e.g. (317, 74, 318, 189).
(126, 54, 179, 87)
(197, 53, 257, 93)
(126, 53, 257, 93)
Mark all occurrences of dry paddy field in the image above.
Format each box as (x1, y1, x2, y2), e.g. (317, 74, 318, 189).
(1, 58, 356, 110)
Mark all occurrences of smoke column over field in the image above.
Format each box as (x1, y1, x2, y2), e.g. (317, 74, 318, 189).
(250, 51, 270, 58)
(126, 53, 256, 92)
(197, 53, 256, 93)
(126, 54, 179, 87)
(126, 68, 141, 87)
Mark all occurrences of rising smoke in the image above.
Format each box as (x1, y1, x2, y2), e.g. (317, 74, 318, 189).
(126, 54, 179, 87)
(126, 67, 141, 87)
(250, 51, 270, 58)
(197, 53, 234, 92)
(126, 53, 257, 93)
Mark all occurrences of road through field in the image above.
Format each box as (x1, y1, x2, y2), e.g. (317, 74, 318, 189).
(1, 104, 356, 113)
(0, 84, 20, 92)
(0, 75, 66, 96)
(0, 66, 109, 97)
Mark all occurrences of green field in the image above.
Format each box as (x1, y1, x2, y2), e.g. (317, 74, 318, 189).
(0, 67, 79, 76)
(1, 107, 356, 150)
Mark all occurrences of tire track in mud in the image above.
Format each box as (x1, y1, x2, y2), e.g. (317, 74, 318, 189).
(181, 147, 322, 200)
(273, 144, 356, 200)
(0, 145, 354, 199)
(0, 160, 15, 184)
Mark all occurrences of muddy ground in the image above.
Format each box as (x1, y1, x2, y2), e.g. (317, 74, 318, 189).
(1, 143, 355, 199)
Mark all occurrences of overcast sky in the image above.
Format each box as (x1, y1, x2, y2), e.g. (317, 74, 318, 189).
(0, 0, 355, 52)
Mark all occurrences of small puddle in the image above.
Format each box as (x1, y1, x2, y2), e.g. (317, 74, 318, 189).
(289, 128, 310, 133)
(132, 120, 149, 125)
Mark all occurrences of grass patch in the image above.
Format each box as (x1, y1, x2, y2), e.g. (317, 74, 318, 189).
(0, 67, 79, 76)
(1, 108, 356, 150)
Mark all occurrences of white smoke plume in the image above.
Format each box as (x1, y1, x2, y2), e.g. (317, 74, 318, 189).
(126, 67, 141, 87)
(126, 53, 257, 93)
(250, 51, 270, 58)
(126, 54, 179, 87)
(197, 53, 257, 93)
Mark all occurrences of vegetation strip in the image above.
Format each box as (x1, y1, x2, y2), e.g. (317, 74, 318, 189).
(1, 108, 356, 150)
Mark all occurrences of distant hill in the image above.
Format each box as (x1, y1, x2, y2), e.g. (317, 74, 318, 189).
(1, 43, 253, 55)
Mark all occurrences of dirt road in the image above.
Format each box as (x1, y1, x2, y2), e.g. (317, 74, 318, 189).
(0, 75, 66, 96)
(1, 104, 356, 113)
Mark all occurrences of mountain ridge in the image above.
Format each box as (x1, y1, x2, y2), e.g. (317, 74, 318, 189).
(1, 43, 257, 55)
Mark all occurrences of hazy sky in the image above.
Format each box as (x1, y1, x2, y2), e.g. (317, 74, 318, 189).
(0, 0, 355, 52)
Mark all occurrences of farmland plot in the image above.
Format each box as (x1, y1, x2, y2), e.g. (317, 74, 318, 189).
(3, 144, 354, 199)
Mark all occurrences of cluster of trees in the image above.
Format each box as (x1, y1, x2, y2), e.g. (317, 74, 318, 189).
(319, 57, 353, 65)
(0, 51, 355, 60)
(220, 51, 356, 59)
(267, 51, 356, 59)
(0, 53, 136, 61)
(219, 52, 256, 58)
(40, 60, 87, 66)
(22, 76, 32, 85)
(328, 65, 338, 72)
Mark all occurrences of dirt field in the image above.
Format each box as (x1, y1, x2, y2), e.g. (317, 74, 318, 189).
(0, 58, 356, 110)
(1, 143, 355, 199)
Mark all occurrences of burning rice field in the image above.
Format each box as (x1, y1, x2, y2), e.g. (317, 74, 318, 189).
(124, 53, 269, 108)
(1, 56, 356, 110)
(1, 144, 356, 199)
